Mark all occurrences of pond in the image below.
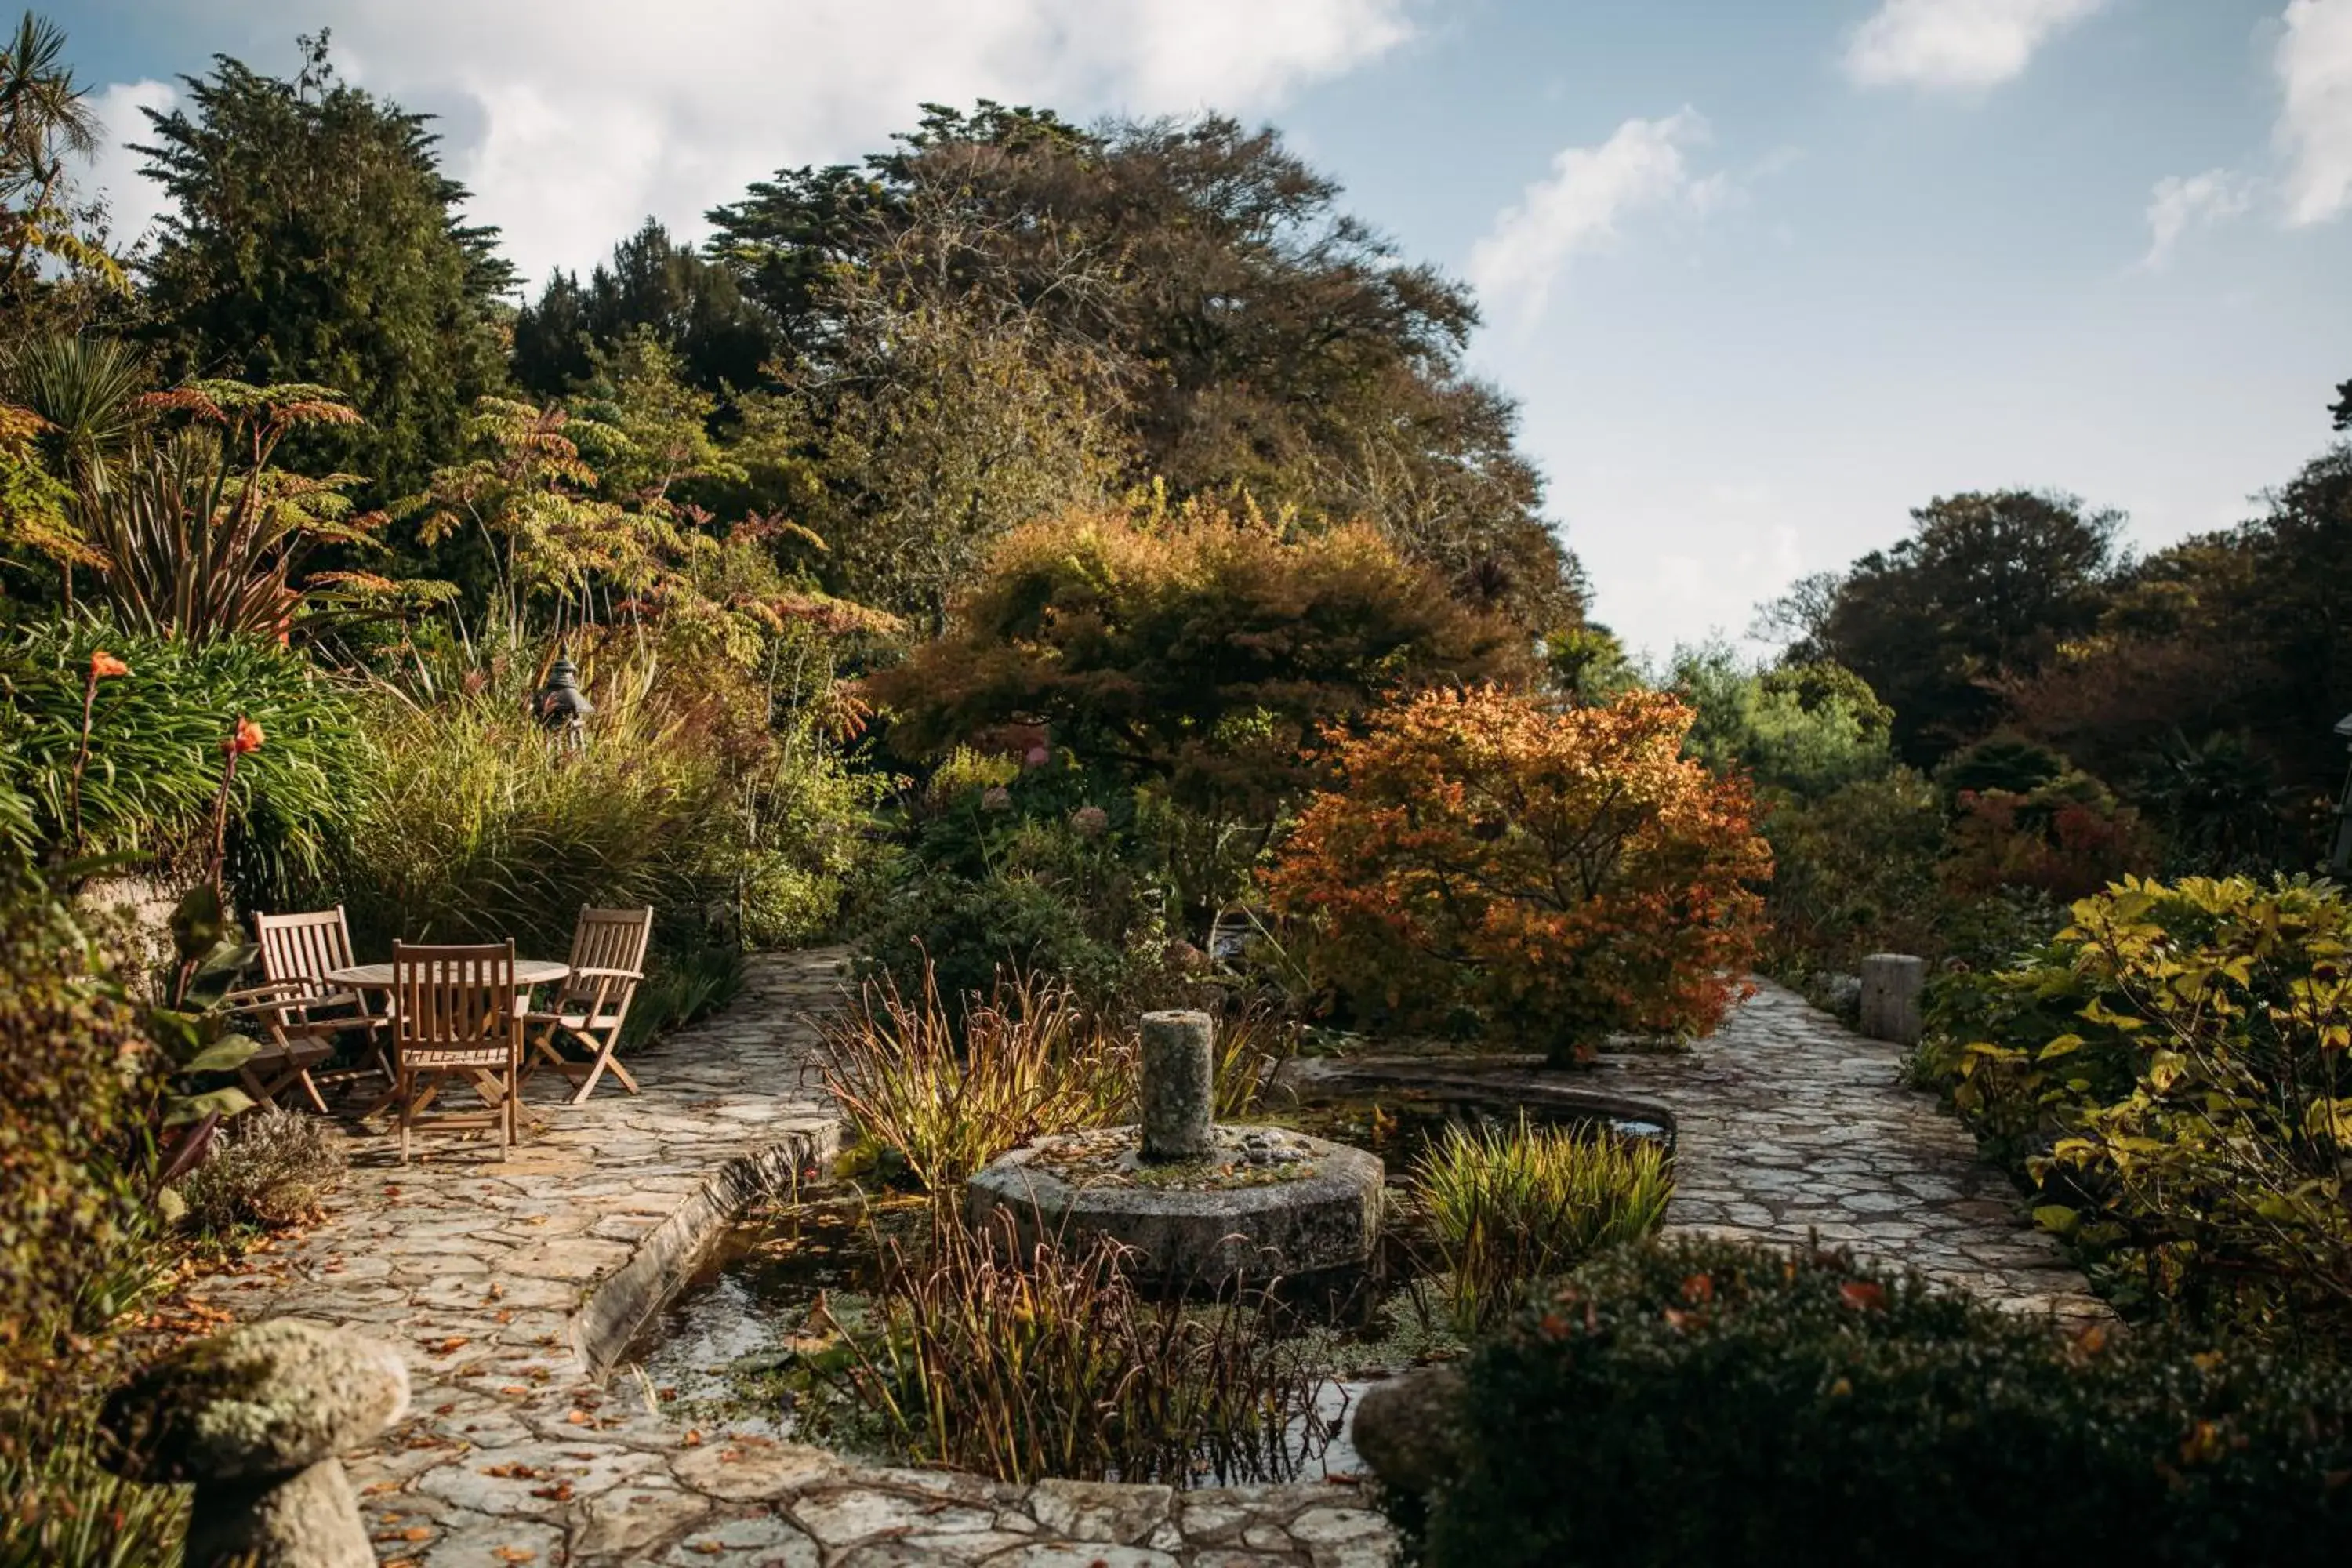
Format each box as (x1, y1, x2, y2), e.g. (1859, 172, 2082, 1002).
(621, 1082, 1670, 1486)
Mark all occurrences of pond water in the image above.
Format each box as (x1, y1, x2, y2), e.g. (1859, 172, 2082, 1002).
(621, 1085, 1669, 1485)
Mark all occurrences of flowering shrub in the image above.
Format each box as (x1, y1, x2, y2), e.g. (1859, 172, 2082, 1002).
(1267, 688, 1770, 1060)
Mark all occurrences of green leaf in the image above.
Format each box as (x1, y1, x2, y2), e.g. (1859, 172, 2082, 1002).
(182, 1035, 260, 1074)
(2031, 1204, 2081, 1236)
(164, 1086, 255, 1125)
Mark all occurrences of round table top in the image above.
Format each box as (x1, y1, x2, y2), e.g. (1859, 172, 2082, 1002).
(325, 959, 570, 989)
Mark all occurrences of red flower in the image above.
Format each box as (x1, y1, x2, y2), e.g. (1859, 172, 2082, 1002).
(89, 650, 129, 679)
(224, 716, 266, 755)
(1838, 1280, 1887, 1312)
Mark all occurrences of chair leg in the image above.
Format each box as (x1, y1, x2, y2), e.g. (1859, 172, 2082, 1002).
(297, 1069, 330, 1116)
(397, 1070, 412, 1166)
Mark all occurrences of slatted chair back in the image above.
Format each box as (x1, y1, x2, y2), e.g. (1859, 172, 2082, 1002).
(256, 906, 358, 998)
(563, 906, 654, 1013)
(392, 942, 520, 1071)
(525, 907, 654, 1103)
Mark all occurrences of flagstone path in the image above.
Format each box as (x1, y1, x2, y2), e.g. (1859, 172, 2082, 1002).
(176, 964, 2099, 1566)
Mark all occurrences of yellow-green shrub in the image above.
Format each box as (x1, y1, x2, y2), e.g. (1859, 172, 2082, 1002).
(1927, 875, 2352, 1334)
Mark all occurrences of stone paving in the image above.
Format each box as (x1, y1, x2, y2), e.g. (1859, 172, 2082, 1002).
(178, 964, 2099, 1567)
(177, 950, 1397, 1568)
(1299, 979, 2104, 1322)
(1622, 982, 2106, 1321)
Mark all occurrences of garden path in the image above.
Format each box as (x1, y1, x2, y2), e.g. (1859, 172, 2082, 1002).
(172, 950, 1397, 1568)
(1303, 978, 2107, 1321)
(1626, 981, 2107, 1320)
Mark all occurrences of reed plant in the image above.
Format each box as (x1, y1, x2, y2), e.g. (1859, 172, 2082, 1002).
(1415, 1119, 1672, 1333)
(819, 1208, 1331, 1486)
(816, 964, 1134, 1193)
(0, 1403, 187, 1568)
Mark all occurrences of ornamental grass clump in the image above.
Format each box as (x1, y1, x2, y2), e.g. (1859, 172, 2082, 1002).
(1414, 1120, 1671, 1332)
(820, 1209, 1331, 1486)
(817, 964, 1134, 1193)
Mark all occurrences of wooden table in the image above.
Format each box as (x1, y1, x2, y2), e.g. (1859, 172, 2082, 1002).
(326, 959, 571, 990)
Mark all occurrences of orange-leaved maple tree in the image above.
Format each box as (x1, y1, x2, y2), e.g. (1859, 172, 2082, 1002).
(1267, 686, 1771, 1061)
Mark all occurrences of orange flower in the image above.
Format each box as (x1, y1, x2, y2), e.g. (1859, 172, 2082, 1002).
(224, 716, 266, 755)
(89, 650, 129, 679)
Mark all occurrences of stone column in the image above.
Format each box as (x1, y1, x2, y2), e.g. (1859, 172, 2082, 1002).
(1140, 1009, 1216, 1161)
(1859, 953, 1926, 1047)
(98, 1319, 409, 1568)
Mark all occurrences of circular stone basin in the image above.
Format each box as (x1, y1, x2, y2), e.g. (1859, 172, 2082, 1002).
(966, 1123, 1383, 1283)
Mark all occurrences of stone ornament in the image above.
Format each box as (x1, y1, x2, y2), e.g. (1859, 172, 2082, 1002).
(1139, 1008, 1215, 1160)
(99, 1318, 409, 1567)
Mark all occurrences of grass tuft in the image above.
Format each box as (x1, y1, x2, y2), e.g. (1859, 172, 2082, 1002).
(1415, 1119, 1671, 1333)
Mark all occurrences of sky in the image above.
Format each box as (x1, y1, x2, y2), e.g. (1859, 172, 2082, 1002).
(45, 0, 2352, 659)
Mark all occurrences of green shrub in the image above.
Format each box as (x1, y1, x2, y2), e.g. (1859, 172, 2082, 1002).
(0, 853, 160, 1385)
(0, 619, 365, 908)
(1923, 875, 2352, 1335)
(1759, 767, 1946, 976)
(1406, 1236, 2352, 1568)
(1414, 1121, 1671, 1333)
(173, 1106, 345, 1235)
(852, 773, 1171, 1011)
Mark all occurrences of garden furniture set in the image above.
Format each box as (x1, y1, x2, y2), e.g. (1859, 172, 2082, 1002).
(223, 903, 653, 1162)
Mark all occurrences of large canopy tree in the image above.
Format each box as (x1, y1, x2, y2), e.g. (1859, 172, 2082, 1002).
(135, 34, 512, 496)
(1762, 490, 2124, 764)
(706, 102, 1586, 635)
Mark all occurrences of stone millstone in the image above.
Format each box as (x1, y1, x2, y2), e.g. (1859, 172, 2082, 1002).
(1139, 1009, 1215, 1161)
(99, 1318, 410, 1484)
(967, 1125, 1383, 1283)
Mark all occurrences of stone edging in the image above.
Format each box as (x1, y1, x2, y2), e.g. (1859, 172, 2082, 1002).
(568, 1132, 837, 1381)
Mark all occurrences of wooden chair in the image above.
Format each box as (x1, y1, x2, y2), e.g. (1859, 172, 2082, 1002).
(390, 941, 524, 1163)
(253, 906, 391, 1092)
(217, 982, 337, 1113)
(524, 906, 653, 1104)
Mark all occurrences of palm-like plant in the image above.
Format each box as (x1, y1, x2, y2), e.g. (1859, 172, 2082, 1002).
(0, 11, 114, 294)
(71, 379, 416, 646)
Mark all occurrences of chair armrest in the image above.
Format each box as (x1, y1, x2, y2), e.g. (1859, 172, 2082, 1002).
(568, 966, 645, 983)
(220, 982, 310, 1017)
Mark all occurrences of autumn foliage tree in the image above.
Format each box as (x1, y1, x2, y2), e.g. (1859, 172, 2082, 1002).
(1268, 688, 1771, 1062)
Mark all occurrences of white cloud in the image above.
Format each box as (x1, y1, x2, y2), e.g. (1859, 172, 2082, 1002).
(2275, 0, 2352, 225)
(2140, 168, 2258, 267)
(79, 79, 177, 252)
(1842, 0, 2111, 93)
(79, 0, 1414, 288)
(1468, 110, 1726, 325)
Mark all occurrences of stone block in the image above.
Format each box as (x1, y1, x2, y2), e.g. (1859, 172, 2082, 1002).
(1858, 953, 1926, 1046)
(1140, 1010, 1215, 1160)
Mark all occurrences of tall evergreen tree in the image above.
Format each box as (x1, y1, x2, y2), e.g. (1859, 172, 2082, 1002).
(512, 219, 776, 400)
(135, 33, 512, 495)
